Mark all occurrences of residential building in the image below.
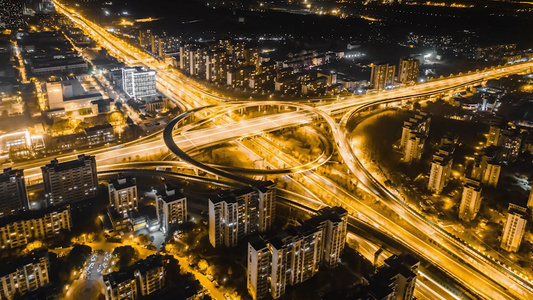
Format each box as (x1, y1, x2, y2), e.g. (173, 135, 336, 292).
(103, 269, 138, 300)
(134, 255, 165, 296)
(42, 154, 98, 206)
(403, 133, 425, 163)
(247, 239, 270, 300)
(0, 205, 72, 249)
(501, 204, 528, 252)
(528, 188, 533, 209)
(209, 182, 275, 248)
(397, 58, 419, 84)
(256, 181, 276, 232)
(122, 67, 157, 99)
(104, 255, 165, 300)
(0, 168, 28, 217)
(156, 186, 187, 234)
(471, 146, 501, 187)
(400, 112, 431, 150)
(458, 179, 482, 222)
(108, 174, 138, 217)
(428, 145, 455, 194)
(369, 254, 420, 300)
(247, 206, 346, 299)
(309, 206, 348, 268)
(0, 252, 50, 300)
(370, 63, 396, 90)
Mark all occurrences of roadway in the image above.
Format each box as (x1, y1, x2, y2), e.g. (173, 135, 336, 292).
(42, 1, 533, 298)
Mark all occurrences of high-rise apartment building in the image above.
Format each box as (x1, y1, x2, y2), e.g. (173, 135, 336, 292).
(247, 206, 347, 300)
(428, 146, 455, 194)
(370, 63, 396, 90)
(501, 204, 528, 252)
(247, 239, 271, 300)
(0, 251, 50, 299)
(256, 181, 276, 232)
(471, 146, 501, 187)
(209, 182, 275, 248)
(42, 155, 98, 206)
(397, 58, 420, 84)
(108, 174, 138, 217)
(122, 67, 157, 99)
(0, 168, 28, 217)
(370, 254, 420, 300)
(156, 186, 187, 234)
(458, 179, 482, 222)
(399, 112, 431, 163)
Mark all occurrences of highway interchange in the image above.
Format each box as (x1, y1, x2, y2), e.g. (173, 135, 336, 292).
(30, 1, 533, 299)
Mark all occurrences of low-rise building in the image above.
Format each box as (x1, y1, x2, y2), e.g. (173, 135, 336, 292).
(0, 251, 50, 299)
(0, 205, 72, 249)
(103, 255, 165, 300)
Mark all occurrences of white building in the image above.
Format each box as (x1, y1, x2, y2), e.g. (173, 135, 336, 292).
(247, 239, 270, 300)
(45, 78, 101, 115)
(108, 174, 138, 217)
(156, 186, 187, 234)
(209, 182, 276, 248)
(247, 206, 346, 300)
(501, 204, 528, 252)
(428, 148, 454, 194)
(458, 179, 482, 222)
(122, 67, 157, 99)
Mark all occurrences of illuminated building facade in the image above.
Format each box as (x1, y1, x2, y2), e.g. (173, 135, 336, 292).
(42, 155, 98, 206)
(0, 168, 28, 217)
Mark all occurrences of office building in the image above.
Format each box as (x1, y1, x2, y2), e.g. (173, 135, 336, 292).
(104, 255, 164, 300)
(0, 252, 50, 299)
(0, 205, 72, 249)
(0, 168, 28, 217)
(247, 206, 347, 299)
(122, 67, 157, 99)
(458, 179, 482, 222)
(209, 182, 275, 248)
(370, 63, 396, 90)
(108, 174, 138, 217)
(247, 239, 271, 300)
(501, 204, 528, 252)
(428, 145, 455, 194)
(45, 78, 101, 115)
(397, 58, 419, 84)
(42, 154, 98, 206)
(156, 186, 187, 234)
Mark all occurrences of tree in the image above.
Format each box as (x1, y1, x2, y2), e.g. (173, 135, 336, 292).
(67, 244, 92, 272)
(112, 246, 138, 269)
